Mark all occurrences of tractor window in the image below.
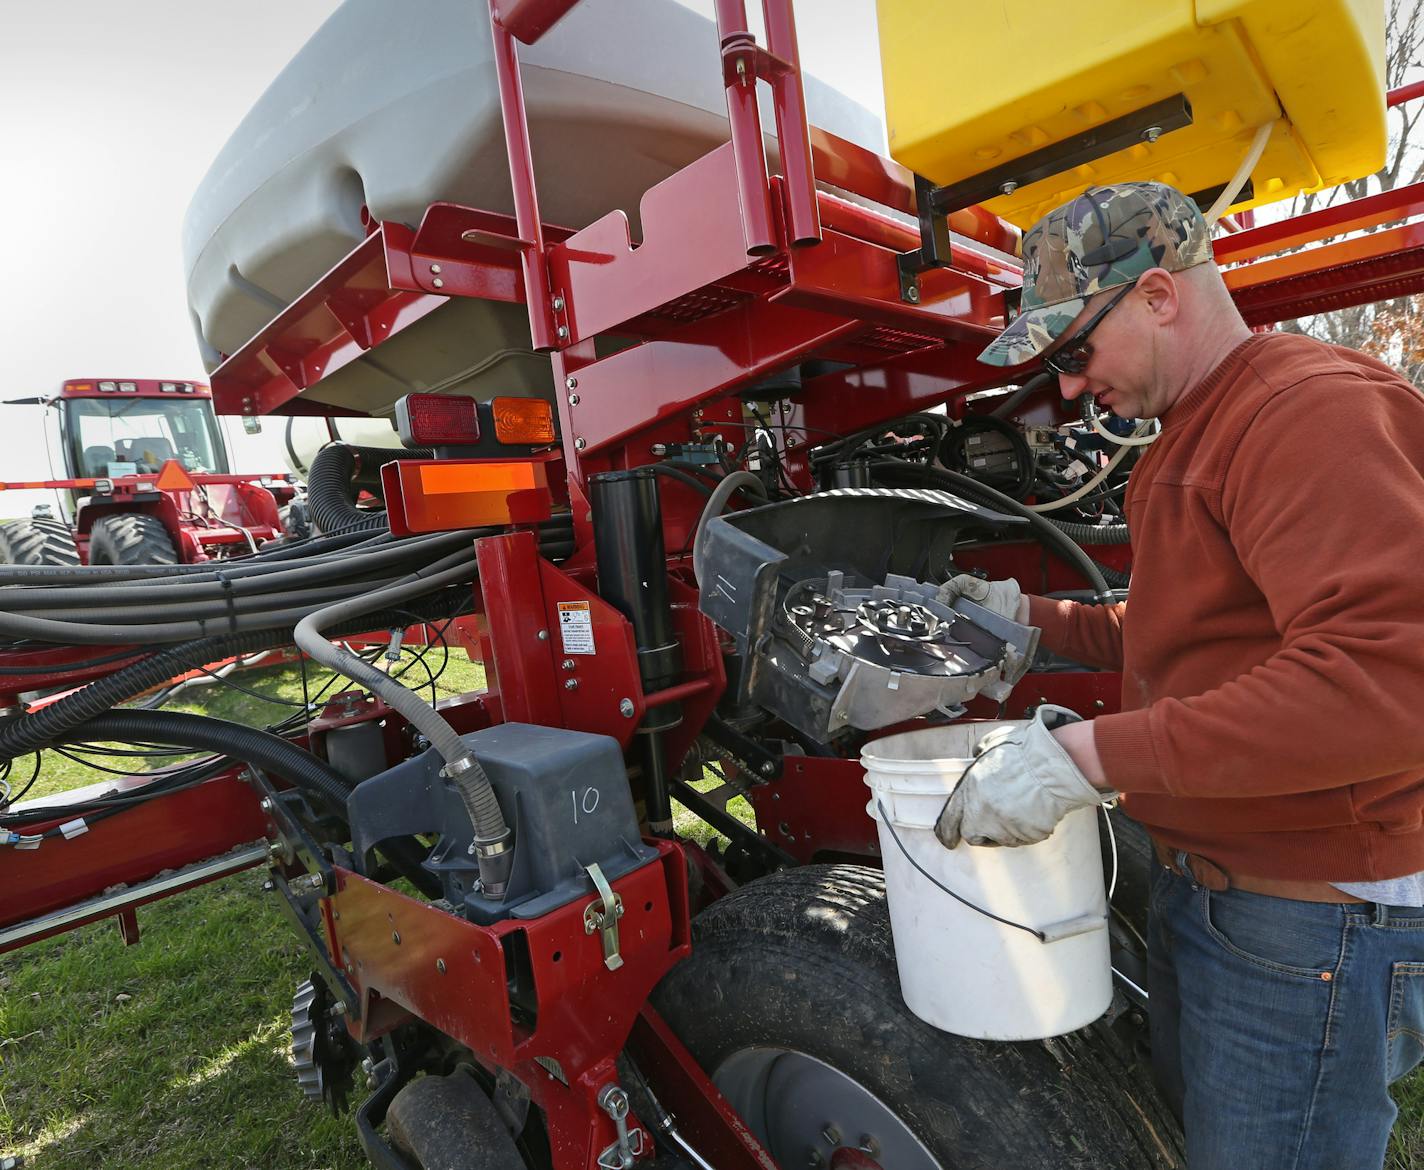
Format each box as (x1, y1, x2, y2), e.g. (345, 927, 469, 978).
(62, 397, 230, 477)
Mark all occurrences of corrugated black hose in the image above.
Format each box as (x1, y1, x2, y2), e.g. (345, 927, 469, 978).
(307, 443, 434, 534)
(54, 709, 440, 897)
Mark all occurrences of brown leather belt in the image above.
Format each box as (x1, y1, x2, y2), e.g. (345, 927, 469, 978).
(1151, 841, 1366, 904)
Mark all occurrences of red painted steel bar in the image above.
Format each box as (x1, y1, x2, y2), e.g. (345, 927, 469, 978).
(487, 2, 558, 351)
(1215, 179, 1424, 266)
(642, 677, 715, 710)
(489, 0, 580, 43)
(1389, 80, 1424, 107)
(714, 0, 778, 255)
(762, 0, 822, 246)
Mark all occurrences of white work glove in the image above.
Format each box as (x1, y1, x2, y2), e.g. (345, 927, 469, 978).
(934, 705, 1117, 850)
(937, 573, 1022, 621)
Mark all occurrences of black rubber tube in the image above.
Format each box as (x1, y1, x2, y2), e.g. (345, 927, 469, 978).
(65, 710, 352, 809)
(1049, 519, 1132, 546)
(307, 444, 433, 535)
(0, 589, 472, 764)
(868, 458, 1114, 600)
(51, 710, 440, 897)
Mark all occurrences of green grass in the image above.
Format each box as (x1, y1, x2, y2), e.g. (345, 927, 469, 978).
(4, 651, 1424, 1169)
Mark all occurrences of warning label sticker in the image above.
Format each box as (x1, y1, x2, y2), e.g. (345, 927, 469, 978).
(557, 600, 596, 655)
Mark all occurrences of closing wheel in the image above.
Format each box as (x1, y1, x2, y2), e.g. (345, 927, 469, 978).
(651, 864, 1183, 1170)
(87, 513, 179, 565)
(0, 517, 80, 566)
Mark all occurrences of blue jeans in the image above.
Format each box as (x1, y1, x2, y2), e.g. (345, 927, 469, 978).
(1148, 864, 1424, 1170)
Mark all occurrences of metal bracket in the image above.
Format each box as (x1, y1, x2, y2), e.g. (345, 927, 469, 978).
(583, 862, 625, 971)
(929, 94, 1194, 215)
(896, 172, 952, 304)
(596, 1084, 647, 1170)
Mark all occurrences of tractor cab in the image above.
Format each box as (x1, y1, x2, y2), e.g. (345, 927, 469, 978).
(54, 378, 229, 480)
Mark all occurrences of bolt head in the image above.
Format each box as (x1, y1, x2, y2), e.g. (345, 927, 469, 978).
(906, 285, 920, 303)
(565, 375, 578, 389)
(537, 629, 549, 641)
(568, 393, 580, 406)
(564, 678, 579, 691)
(557, 325, 569, 339)
(1142, 125, 1162, 143)
(1000, 180, 1018, 195)
(392, 930, 401, 945)
(432, 277, 445, 289)
(574, 437, 587, 450)
(562, 658, 576, 671)
(760, 761, 776, 775)
(552, 295, 565, 311)
(821, 1125, 841, 1145)
(436, 958, 447, 974)
(619, 698, 635, 718)
(259, 797, 273, 812)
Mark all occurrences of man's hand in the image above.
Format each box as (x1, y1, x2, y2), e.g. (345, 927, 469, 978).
(937, 573, 1023, 621)
(934, 706, 1118, 850)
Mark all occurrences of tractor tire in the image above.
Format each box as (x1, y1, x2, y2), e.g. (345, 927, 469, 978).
(87, 513, 179, 566)
(651, 864, 1184, 1170)
(0, 517, 80, 566)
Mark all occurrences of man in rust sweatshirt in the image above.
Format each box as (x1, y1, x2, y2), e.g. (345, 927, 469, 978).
(935, 182, 1424, 1170)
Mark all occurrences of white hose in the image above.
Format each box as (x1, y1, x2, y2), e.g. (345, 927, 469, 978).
(1090, 414, 1161, 447)
(1203, 121, 1275, 225)
(1026, 420, 1155, 513)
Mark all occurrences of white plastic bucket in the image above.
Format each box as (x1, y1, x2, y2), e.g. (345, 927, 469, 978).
(861, 722, 1112, 1041)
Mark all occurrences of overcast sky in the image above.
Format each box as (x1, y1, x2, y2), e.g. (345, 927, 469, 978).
(0, 0, 880, 517)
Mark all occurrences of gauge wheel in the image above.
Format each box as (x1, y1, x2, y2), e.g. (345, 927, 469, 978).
(651, 864, 1183, 1169)
(87, 513, 179, 565)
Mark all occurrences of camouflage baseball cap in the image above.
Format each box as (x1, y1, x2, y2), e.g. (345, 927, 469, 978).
(978, 182, 1212, 367)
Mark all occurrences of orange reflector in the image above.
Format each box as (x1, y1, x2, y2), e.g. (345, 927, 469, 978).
(385, 458, 552, 535)
(417, 462, 537, 496)
(491, 397, 556, 445)
(155, 459, 196, 491)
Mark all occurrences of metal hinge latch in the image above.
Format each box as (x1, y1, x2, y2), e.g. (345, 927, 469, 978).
(583, 862, 625, 971)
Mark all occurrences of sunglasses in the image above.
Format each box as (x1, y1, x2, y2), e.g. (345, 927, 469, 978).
(1041, 280, 1138, 377)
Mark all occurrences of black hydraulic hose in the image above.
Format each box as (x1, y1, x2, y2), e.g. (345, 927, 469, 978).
(868, 457, 1114, 600)
(0, 586, 473, 764)
(17, 532, 475, 607)
(1048, 519, 1132, 546)
(0, 528, 569, 646)
(66, 710, 351, 809)
(50, 710, 441, 898)
(307, 443, 434, 534)
(989, 370, 1055, 419)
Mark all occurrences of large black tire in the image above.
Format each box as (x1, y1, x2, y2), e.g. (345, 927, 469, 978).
(651, 864, 1184, 1170)
(87, 513, 179, 566)
(0, 517, 80, 566)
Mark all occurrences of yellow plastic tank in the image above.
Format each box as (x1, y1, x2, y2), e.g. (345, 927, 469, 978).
(877, 0, 1386, 226)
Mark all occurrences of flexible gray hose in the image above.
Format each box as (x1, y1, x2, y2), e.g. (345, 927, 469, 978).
(294, 555, 514, 892)
(293, 561, 478, 768)
(691, 471, 768, 585)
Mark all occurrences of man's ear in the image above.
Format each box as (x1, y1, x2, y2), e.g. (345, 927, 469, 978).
(1136, 267, 1180, 324)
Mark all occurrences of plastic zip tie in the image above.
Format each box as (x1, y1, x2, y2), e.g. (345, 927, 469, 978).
(215, 569, 237, 633)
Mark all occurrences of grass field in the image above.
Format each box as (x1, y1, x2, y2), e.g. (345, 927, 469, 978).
(2, 651, 1423, 1169)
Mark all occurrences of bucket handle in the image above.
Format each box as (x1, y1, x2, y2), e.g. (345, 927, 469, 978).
(875, 799, 1106, 946)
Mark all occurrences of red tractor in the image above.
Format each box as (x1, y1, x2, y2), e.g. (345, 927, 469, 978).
(0, 377, 297, 566)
